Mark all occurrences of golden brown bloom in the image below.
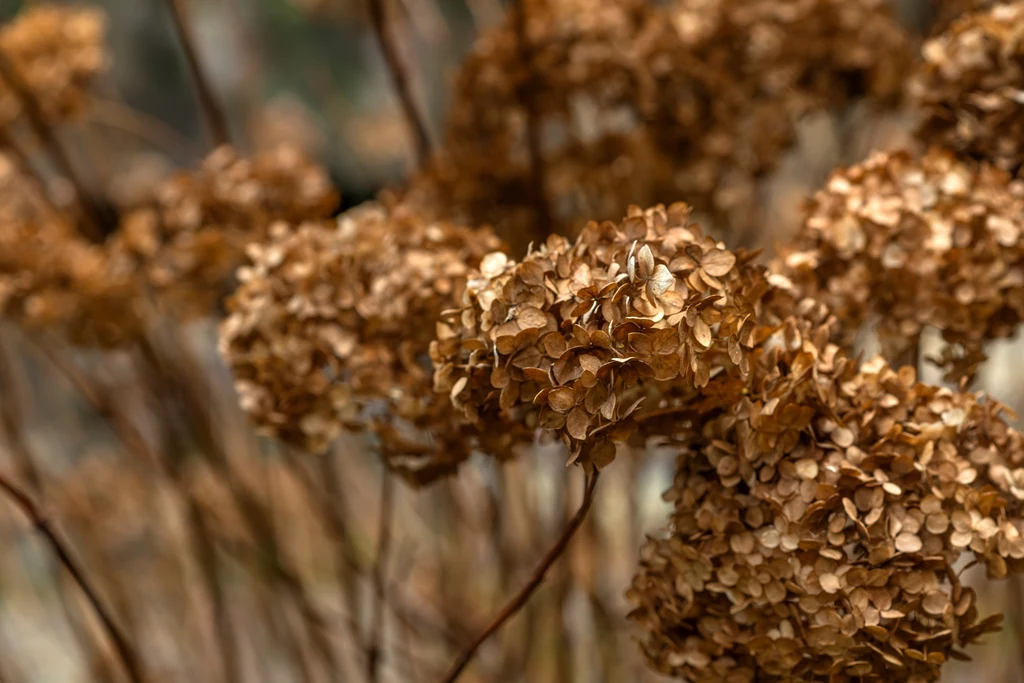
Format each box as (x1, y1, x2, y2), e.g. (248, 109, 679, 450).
(911, 2, 1024, 175)
(424, 0, 912, 247)
(628, 331, 1024, 682)
(0, 3, 107, 125)
(775, 148, 1024, 382)
(115, 145, 338, 318)
(219, 198, 503, 484)
(431, 203, 767, 468)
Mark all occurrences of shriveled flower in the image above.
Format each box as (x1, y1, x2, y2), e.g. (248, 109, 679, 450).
(911, 2, 1024, 175)
(219, 198, 504, 485)
(0, 3, 107, 125)
(115, 145, 338, 318)
(629, 328, 1024, 681)
(431, 203, 766, 469)
(775, 148, 1024, 382)
(422, 0, 913, 248)
(0, 155, 142, 346)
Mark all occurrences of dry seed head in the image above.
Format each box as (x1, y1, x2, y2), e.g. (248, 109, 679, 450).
(431, 203, 767, 469)
(424, 0, 912, 245)
(774, 148, 1024, 382)
(114, 145, 338, 318)
(629, 332, 1024, 681)
(220, 199, 503, 485)
(911, 2, 1024, 175)
(0, 3, 107, 125)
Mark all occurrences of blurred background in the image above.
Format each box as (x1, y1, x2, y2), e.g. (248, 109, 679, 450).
(0, 1, 1023, 682)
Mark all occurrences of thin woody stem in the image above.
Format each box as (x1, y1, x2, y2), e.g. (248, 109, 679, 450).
(367, 469, 395, 682)
(364, 0, 433, 166)
(161, 0, 231, 148)
(438, 468, 600, 683)
(0, 472, 146, 683)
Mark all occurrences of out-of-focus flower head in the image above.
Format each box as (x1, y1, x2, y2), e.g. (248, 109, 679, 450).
(0, 3, 107, 125)
(911, 2, 1024, 176)
(219, 195, 504, 485)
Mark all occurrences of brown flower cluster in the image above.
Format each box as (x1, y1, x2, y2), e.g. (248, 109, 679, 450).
(431, 203, 767, 469)
(628, 325, 1024, 681)
(911, 2, 1024, 175)
(219, 197, 503, 484)
(0, 3, 107, 125)
(0, 155, 141, 346)
(116, 145, 338, 318)
(775, 148, 1024, 382)
(424, 0, 913, 245)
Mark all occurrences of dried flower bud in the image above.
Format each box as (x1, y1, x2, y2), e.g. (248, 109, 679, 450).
(629, 335, 1024, 681)
(220, 199, 503, 485)
(0, 3, 107, 124)
(775, 148, 1024, 382)
(431, 203, 767, 468)
(911, 2, 1024, 174)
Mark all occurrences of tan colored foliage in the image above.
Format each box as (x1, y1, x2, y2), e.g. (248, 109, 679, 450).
(775, 148, 1024, 381)
(0, 3, 107, 125)
(219, 197, 503, 484)
(911, 2, 1024, 175)
(629, 326, 1024, 681)
(431, 203, 766, 468)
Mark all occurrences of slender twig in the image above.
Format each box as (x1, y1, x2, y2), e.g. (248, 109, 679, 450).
(364, 0, 433, 166)
(160, 0, 231, 148)
(367, 469, 395, 682)
(0, 472, 146, 683)
(0, 51, 110, 240)
(439, 468, 600, 683)
(511, 0, 551, 244)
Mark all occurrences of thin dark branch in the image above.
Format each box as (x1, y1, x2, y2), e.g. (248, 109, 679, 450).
(0, 51, 110, 240)
(0, 472, 146, 683)
(364, 0, 433, 166)
(367, 469, 395, 682)
(160, 0, 231, 148)
(512, 0, 551, 244)
(439, 468, 600, 683)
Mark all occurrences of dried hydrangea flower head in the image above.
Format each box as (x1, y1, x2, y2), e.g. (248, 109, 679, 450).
(115, 145, 338, 318)
(774, 148, 1024, 381)
(0, 3, 107, 124)
(911, 2, 1024, 175)
(652, 0, 912, 232)
(424, 0, 913, 247)
(431, 203, 768, 469)
(0, 154, 141, 346)
(219, 198, 503, 485)
(628, 326, 1024, 681)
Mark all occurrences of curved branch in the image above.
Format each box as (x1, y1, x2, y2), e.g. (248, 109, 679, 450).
(0, 473, 146, 683)
(365, 0, 433, 166)
(439, 467, 600, 683)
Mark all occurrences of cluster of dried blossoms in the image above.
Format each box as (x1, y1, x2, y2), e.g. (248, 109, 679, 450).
(218, 196, 504, 485)
(775, 148, 1024, 381)
(910, 2, 1024, 175)
(627, 321, 1024, 681)
(0, 154, 141, 346)
(0, 3, 107, 125)
(431, 203, 766, 468)
(0, 143, 334, 346)
(115, 145, 338, 318)
(421, 0, 912, 246)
